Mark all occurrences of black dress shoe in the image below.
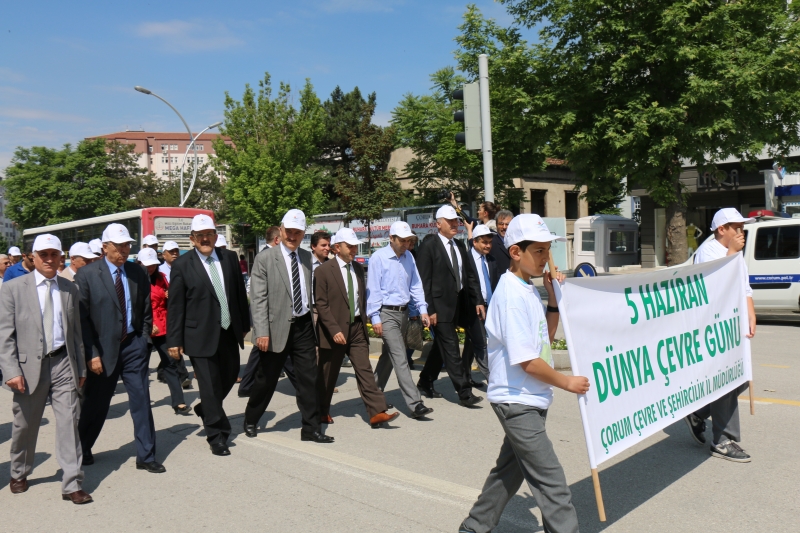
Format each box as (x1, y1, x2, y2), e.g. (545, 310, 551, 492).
(182, 379, 193, 390)
(174, 404, 193, 415)
(300, 431, 334, 443)
(417, 382, 443, 399)
(238, 389, 251, 398)
(243, 421, 257, 438)
(410, 403, 434, 418)
(460, 395, 483, 407)
(82, 451, 94, 465)
(136, 461, 166, 473)
(210, 443, 231, 456)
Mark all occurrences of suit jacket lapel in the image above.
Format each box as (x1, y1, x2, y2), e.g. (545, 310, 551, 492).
(273, 248, 292, 297)
(124, 263, 138, 318)
(330, 260, 349, 304)
(56, 277, 70, 333)
(190, 250, 218, 303)
(355, 263, 367, 315)
(98, 259, 121, 311)
(299, 249, 313, 309)
(218, 248, 235, 303)
(25, 274, 44, 338)
(436, 236, 457, 281)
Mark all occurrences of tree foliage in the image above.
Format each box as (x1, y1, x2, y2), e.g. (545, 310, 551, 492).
(213, 73, 327, 233)
(494, 0, 800, 263)
(336, 101, 404, 239)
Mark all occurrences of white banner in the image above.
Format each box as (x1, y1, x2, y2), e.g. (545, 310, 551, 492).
(555, 254, 752, 468)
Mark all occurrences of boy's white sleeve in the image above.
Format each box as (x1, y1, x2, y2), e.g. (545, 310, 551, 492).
(504, 305, 542, 366)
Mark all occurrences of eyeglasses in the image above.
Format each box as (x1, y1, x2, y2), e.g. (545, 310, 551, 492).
(193, 232, 217, 240)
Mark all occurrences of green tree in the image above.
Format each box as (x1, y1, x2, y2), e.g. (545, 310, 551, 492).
(492, 0, 800, 264)
(3, 139, 149, 228)
(213, 73, 327, 234)
(336, 101, 404, 244)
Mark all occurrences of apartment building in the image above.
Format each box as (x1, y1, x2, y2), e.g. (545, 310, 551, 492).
(0, 186, 20, 244)
(87, 130, 232, 179)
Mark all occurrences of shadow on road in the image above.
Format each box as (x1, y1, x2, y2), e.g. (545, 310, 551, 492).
(0, 452, 52, 491)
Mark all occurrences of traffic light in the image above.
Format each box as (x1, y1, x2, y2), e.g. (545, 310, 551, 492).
(453, 82, 482, 152)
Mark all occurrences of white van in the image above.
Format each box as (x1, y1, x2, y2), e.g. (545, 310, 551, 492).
(686, 217, 800, 312)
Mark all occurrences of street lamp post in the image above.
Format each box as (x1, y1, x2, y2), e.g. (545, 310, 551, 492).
(134, 86, 221, 206)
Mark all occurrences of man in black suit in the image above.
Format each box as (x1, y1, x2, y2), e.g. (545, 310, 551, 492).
(76, 223, 163, 473)
(492, 209, 514, 279)
(462, 224, 498, 385)
(167, 215, 250, 456)
(416, 205, 485, 407)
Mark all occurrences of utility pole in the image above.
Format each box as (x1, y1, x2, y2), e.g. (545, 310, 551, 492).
(478, 54, 494, 203)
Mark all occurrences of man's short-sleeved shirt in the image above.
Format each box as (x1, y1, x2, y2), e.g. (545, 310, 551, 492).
(486, 271, 554, 410)
(694, 238, 753, 297)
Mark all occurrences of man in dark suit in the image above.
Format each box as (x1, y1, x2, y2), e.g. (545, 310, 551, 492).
(244, 209, 332, 443)
(315, 228, 399, 428)
(167, 215, 250, 456)
(492, 210, 514, 279)
(416, 205, 485, 407)
(462, 224, 498, 385)
(76, 223, 163, 473)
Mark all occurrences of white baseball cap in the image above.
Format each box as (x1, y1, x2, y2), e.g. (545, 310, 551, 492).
(334, 227, 361, 246)
(8, 246, 21, 256)
(137, 247, 160, 266)
(710, 208, 755, 231)
(472, 224, 492, 239)
(389, 221, 414, 238)
(88, 239, 103, 255)
(69, 242, 99, 259)
(282, 209, 306, 231)
(33, 234, 62, 253)
(435, 205, 458, 220)
(162, 240, 179, 251)
(504, 214, 566, 249)
(191, 214, 216, 232)
(142, 234, 159, 246)
(216, 235, 228, 247)
(329, 234, 337, 245)
(102, 223, 135, 244)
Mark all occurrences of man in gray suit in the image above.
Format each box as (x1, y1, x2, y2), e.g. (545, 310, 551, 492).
(0, 234, 92, 503)
(243, 209, 333, 443)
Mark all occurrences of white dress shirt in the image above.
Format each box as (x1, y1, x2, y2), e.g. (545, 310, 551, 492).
(438, 232, 463, 290)
(34, 270, 65, 351)
(471, 247, 488, 301)
(336, 256, 360, 317)
(195, 248, 227, 300)
(158, 262, 171, 283)
(280, 242, 309, 316)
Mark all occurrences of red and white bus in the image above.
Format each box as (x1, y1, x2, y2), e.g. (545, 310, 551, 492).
(22, 207, 214, 255)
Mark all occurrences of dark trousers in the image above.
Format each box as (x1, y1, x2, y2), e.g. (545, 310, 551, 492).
(419, 320, 473, 401)
(153, 336, 186, 408)
(245, 313, 319, 435)
(693, 382, 749, 444)
(239, 345, 296, 395)
(317, 318, 387, 419)
(79, 334, 156, 463)
(190, 327, 240, 446)
(462, 316, 490, 379)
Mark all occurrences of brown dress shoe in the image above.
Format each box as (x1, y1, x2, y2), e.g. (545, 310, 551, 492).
(62, 490, 93, 504)
(320, 414, 333, 424)
(370, 411, 400, 428)
(9, 478, 28, 494)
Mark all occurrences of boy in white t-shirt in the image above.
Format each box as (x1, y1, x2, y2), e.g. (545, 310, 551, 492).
(460, 214, 589, 533)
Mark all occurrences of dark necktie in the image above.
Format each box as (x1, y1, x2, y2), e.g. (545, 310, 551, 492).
(115, 268, 128, 342)
(290, 251, 303, 314)
(346, 263, 355, 323)
(449, 240, 461, 290)
(481, 255, 493, 304)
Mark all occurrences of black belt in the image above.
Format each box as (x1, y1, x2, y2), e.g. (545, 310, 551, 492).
(381, 305, 407, 312)
(44, 345, 66, 358)
(289, 312, 311, 323)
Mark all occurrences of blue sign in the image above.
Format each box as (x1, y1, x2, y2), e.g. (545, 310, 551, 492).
(574, 262, 597, 278)
(749, 274, 800, 284)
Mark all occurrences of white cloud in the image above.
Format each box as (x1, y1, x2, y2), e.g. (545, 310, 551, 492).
(135, 19, 245, 52)
(0, 107, 89, 123)
(320, 0, 401, 13)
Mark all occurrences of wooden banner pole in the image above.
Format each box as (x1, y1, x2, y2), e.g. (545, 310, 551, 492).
(548, 251, 557, 277)
(749, 380, 755, 415)
(591, 468, 607, 522)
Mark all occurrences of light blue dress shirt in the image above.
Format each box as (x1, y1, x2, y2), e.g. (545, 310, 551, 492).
(366, 245, 428, 324)
(105, 258, 134, 334)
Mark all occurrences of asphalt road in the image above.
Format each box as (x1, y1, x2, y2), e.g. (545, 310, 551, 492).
(0, 322, 798, 532)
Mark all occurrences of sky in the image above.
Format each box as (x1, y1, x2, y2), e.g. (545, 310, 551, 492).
(0, 0, 520, 173)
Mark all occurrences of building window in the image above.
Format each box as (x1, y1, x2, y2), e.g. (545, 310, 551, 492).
(161, 170, 168, 176)
(160, 144, 168, 151)
(193, 144, 204, 151)
(170, 144, 178, 150)
(581, 231, 595, 252)
(565, 191, 580, 220)
(161, 156, 168, 164)
(609, 230, 635, 253)
(148, 146, 153, 153)
(530, 189, 547, 217)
